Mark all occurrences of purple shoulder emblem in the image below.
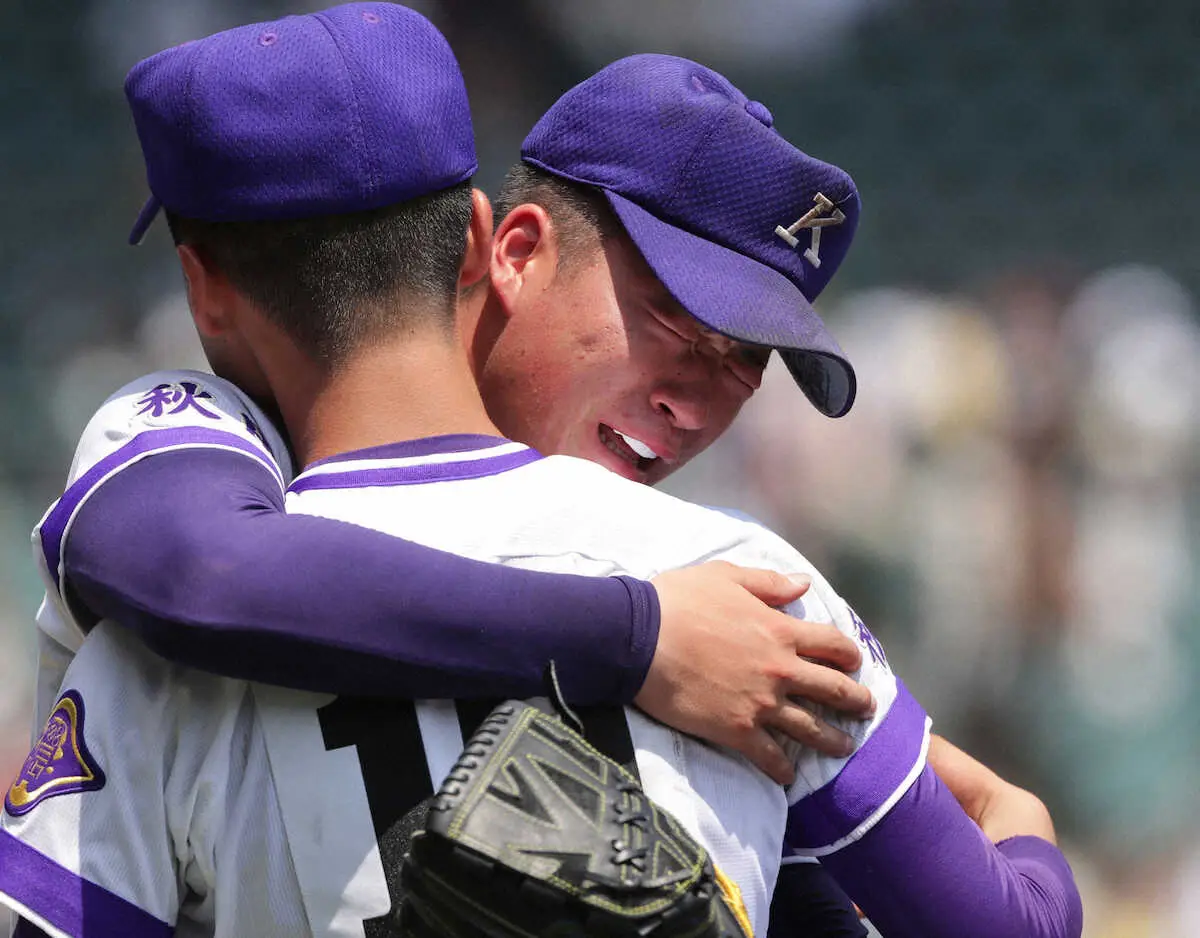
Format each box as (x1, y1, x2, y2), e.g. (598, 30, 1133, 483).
(5, 690, 106, 816)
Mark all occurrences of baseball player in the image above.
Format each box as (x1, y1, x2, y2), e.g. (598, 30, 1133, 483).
(17, 31, 880, 801)
(0, 18, 1081, 938)
(5, 5, 876, 937)
(3, 9, 866, 937)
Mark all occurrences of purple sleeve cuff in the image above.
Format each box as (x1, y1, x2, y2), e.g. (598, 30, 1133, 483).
(818, 764, 1083, 938)
(59, 447, 659, 704)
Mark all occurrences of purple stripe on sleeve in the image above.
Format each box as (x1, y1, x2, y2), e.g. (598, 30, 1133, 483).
(0, 829, 173, 938)
(289, 447, 543, 493)
(821, 765, 1084, 938)
(786, 680, 928, 852)
(39, 427, 279, 593)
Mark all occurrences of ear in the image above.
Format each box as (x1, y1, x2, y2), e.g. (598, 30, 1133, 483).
(177, 244, 234, 338)
(489, 202, 559, 318)
(458, 188, 494, 290)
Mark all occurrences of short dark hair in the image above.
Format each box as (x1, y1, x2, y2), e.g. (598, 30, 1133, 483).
(167, 181, 473, 366)
(494, 163, 623, 271)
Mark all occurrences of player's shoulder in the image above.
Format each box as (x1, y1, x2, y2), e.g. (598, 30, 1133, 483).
(65, 368, 291, 486)
(536, 455, 814, 573)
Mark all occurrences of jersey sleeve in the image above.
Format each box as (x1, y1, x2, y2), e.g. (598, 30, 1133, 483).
(680, 515, 929, 857)
(0, 631, 185, 938)
(738, 529, 1081, 938)
(38, 372, 659, 705)
(780, 577, 931, 857)
(1, 625, 314, 938)
(33, 369, 291, 651)
(819, 764, 1083, 938)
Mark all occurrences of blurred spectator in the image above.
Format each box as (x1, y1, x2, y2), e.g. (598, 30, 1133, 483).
(5, 3, 1199, 936)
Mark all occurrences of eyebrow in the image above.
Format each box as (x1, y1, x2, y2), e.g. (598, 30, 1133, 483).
(643, 277, 769, 364)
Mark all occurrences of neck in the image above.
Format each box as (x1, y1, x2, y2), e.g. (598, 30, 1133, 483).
(457, 281, 502, 383)
(277, 324, 502, 468)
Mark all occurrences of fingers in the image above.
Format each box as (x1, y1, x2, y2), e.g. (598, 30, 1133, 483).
(767, 704, 857, 759)
(733, 729, 797, 786)
(784, 659, 874, 717)
(714, 562, 811, 607)
(789, 618, 863, 672)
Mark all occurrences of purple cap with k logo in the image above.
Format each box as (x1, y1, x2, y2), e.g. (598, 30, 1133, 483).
(124, 2, 476, 246)
(523, 54, 860, 418)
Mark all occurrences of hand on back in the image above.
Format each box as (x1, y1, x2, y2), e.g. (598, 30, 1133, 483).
(639, 561, 875, 784)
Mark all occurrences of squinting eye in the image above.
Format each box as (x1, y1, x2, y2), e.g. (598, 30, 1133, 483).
(649, 307, 696, 343)
(725, 350, 768, 390)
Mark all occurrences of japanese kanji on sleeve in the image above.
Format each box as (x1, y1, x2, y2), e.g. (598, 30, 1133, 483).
(32, 369, 293, 651)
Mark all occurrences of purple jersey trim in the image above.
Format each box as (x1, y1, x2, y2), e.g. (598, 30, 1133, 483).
(304, 433, 516, 468)
(289, 447, 543, 493)
(821, 765, 1083, 938)
(38, 427, 280, 593)
(0, 829, 173, 938)
(786, 680, 928, 852)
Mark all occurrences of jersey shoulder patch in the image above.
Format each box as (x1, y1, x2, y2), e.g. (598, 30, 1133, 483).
(64, 369, 291, 487)
(32, 370, 293, 619)
(5, 690, 105, 816)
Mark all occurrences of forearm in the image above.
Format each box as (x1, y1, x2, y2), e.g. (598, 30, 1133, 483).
(927, 733, 1057, 844)
(820, 764, 1083, 938)
(62, 449, 657, 702)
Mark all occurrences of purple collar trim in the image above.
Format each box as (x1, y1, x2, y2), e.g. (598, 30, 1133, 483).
(290, 435, 543, 494)
(305, 434, 516, 468)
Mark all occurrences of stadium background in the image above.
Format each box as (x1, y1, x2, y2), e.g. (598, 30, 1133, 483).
(1, 1, 1197, 934)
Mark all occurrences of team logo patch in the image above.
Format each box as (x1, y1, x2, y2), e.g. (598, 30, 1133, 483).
(5, 690, 106, 816)
(774, 192, 846, 268)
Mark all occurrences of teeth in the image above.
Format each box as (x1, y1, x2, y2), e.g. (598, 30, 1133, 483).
(614, 429, 658, 460)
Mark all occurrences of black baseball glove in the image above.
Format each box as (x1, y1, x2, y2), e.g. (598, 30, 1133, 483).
(397, 699, 752, 938)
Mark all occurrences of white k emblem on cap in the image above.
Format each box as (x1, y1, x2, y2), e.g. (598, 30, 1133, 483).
(775, 193, 845, 268)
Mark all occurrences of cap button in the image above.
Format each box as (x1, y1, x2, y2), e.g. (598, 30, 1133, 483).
(745, 100, 774, 128)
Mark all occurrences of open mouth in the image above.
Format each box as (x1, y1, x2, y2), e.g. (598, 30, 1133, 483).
(598, 423, 660, 472)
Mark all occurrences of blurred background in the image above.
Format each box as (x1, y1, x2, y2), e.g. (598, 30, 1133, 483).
(1, 1, 1197, 934)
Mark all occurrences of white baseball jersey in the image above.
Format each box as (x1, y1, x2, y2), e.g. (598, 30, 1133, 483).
(2, 433, 928, 938)
(28, 370, 294, 730)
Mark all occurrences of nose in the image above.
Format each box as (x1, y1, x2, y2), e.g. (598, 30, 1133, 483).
(649, 382, 710, 431)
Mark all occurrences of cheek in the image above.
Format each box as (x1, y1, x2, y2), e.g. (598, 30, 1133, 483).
(696, 385, 753, 449)
(716, 385, 753, 432)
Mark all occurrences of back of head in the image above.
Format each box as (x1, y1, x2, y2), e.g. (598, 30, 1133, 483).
(124, 2, 477, 366)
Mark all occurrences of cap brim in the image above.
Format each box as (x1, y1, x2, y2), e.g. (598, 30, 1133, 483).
(602, 191, 855, 417)
(128, 195, 162, 246)
(609, 193, 854, 417)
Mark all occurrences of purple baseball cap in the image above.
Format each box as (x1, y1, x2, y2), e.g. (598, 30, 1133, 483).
(124, 2, 476, 245)
(522, 54, 860, 418)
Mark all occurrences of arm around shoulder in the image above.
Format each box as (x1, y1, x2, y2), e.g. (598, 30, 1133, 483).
(60, 446, 657, 701)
